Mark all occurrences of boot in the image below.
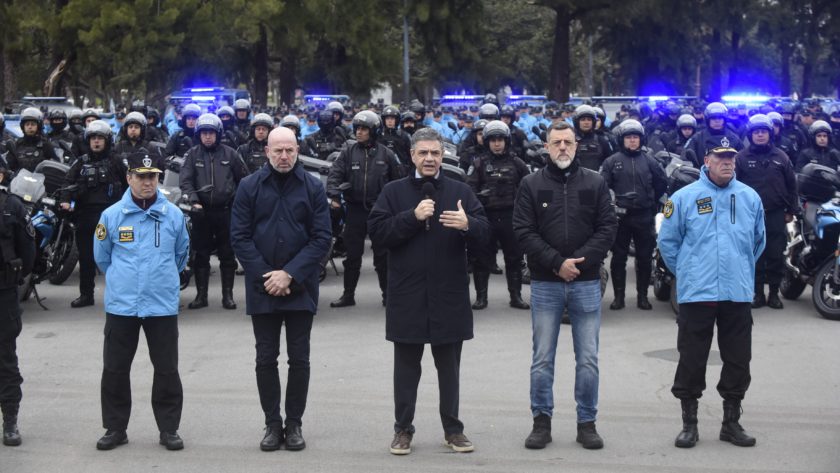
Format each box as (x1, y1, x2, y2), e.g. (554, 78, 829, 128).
(471, 271, 489, 310)
(576, 421, 604, 449)
(610, 289, 625, 310)
(331, 269, 359, 308)
(2, 413, 20, 447)
(507, 269, 530, 310)
(188, 268, 210, 309)
(752, 285, 766, 309)
(767, 285, 783, 309)
(71, 293, 95, 308)
(675, 398, 699, 448)
(637, 293, 652, 310)
(524, 414, 551, 449)
(720, 400, 756, 447)
(221, 267, 237, 310)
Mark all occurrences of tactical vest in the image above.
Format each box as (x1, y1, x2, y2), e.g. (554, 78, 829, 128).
(576, 133, 605, 171)
(16, 140, 47, 172)
(477, 154, 520, 211)
(244, 142, 268, 173)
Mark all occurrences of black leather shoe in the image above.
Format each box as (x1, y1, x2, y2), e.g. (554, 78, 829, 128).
(260, 425, 283, 451)
(2, 421, 21, 446)
(159, 431, 184, 451)
(637, 296, 652, 310)
(751, 292, 766, 309)
(330, 293, 355, 308)
(609, 297, 625, 310)
(767, 291, 783, 309)
(71, 294, 94, 308)
(96, 430, 128, 450)
(284, 425, 306, 451)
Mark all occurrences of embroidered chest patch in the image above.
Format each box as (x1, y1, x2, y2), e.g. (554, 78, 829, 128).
(118, 226, 135, 243)
(696, 197, 713, 215)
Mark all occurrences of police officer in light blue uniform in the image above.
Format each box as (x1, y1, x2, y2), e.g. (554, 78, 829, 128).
(658, 145, 765, 450)
(93, 151, 190, 452)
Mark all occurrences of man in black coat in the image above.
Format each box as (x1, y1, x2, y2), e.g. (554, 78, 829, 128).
(230, 127, 332, 452)
(368, 127, 490, 456)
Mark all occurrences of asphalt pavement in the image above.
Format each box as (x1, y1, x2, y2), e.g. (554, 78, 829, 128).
(2, 255, 839, 473)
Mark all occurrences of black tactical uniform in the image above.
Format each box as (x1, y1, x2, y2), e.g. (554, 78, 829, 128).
(467, 143, 530, 310)
(61, 122, 126, 308)
(326, 113, 403, 307)
(166, 128, 196, 159)
(304, 111, 347, 161)
(379, 126, 412, 173)
(7, 135, 60, 173)
(179, 115, 249, 310)
(735, 117, 798, 309)
(682, 128, 743, 168)
(0, 181, 35, 446)
(237, 137, 269, 174)
(600, 122, 667, 310)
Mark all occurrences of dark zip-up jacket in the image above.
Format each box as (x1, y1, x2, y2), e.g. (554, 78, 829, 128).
(179, 143, 248, 208)
(600, 149, 668, 212)
(735, 144, 798, 213)
(326, 141, 403, 209)
(513, 159, 618, 282)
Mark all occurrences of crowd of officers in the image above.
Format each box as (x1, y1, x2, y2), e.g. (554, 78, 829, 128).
(0, 94, 837, 313)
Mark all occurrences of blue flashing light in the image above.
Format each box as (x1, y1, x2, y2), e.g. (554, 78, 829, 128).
(191, 95, 217, 101)
(188, 87, 219, 92)
(722, 94, 770, 103)
(645, 96, 670, 102)
(441, 95, 481, 100)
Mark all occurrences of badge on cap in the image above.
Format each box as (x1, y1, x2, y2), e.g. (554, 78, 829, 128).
(142, 157, 152, 168)
(720, 136, 730, 148)
(664, 200, 674, 218)
(95, 223, 107, 240)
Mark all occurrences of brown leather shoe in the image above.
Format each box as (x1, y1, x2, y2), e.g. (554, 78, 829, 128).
(444, 432, 474, 452)
(390, 430, 412, 455)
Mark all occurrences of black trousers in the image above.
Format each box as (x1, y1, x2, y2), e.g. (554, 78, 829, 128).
(342, 203, 387, 293)
(75, 208, 105, 297)
(672, 302, 752, 401)
(192, 208, 237, 271)
(0, 289, 23, 420)
(475, 209, 522, 272)
(756, 208, 786, 288)
(610, 212, 656, 296)
(393, 341, 464, 435)
(101, 314, 182, 432)
(252, 311, 313, 427)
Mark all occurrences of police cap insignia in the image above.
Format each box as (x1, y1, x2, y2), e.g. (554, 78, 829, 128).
(664, 200, 674, 218)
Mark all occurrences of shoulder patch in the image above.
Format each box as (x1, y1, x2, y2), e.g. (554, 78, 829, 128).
(663, 200, 674, 218)
(95, 223, 107, 241)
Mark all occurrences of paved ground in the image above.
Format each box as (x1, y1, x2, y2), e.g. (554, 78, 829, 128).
(2, 256, 839, 473)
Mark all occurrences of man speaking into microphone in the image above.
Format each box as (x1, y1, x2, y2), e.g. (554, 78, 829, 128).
(368, 127, 490, 456)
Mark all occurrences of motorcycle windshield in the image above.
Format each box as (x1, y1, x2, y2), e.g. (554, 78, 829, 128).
(159, 186, 182, 205)
(9, 169, 46, 203)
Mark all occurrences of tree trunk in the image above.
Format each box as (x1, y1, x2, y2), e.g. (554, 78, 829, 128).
(279, 56, 296, 108)
(253, 24, 269, 108)
(549, 5, 571, 102)
(4, 49, 16, 107)
(780, 44, 791, 96)
(709, 28, 722, 101)
(728, 29, 741, 90)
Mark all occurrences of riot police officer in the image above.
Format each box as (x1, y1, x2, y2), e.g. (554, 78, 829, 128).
(238, 113, 274, 173)
(600, 119, 668, 310)
(68, 109, 85, 137)
(0, 113, 14, 143)
(326, 111, 403, 307)
(768, 111, 796, 160)
(114, 111, 165, 175)
(379, 105, 412, 171)
(145, 107, 168, 144)
(665, 115, 696, 156)
(279, 114, 315, 156)
(734, 114, 798, 310)
(0, 114, 12, 159)
(458, 119, 488, 172)
(46, 109, 76, 162)
(796, 120, 840, 171)
(165, 103, 202, 158)
(459, 106, 499, 155)
(573, 105, 613, 171)
(500, 105, 529, 160)
(70, 108, 102, 158)
(682, 102, 743, 168)
(466, 120, 530, 310)
(400, 111, 417, 136)
(60, 120, 127, 308)
(777, 102, 807, 161)
(180, 113, 248, 310)
(233, 98, 252, 134)
(7, 107, 60, 173)
(0, 164, 35, 446)
(305, 110, 347, 161)
(216, 106, 246, 150)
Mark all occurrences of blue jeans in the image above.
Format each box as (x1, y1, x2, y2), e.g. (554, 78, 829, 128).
(530, 279, 601, 423)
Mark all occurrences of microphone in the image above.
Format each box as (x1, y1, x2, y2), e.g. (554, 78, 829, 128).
(422, 181, 435, 231)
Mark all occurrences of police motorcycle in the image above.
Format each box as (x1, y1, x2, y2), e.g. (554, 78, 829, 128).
(160, 155, 204, 290)
(651, 156, 700, 315)
(780, 164, 840, 320)
(9, 162, 79, 306)
(297, 152, 340, 281)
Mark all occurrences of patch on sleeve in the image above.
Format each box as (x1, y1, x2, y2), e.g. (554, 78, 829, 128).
(95, 223, 107, 241)
(696, 196, 713, 215)
(663, 200, 674, 219)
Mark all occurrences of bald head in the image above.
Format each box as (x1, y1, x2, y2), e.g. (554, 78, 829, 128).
(266, 126, 299, 173)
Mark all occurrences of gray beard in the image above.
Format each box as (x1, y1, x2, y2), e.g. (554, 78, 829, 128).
(554, 158, 572, 169)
